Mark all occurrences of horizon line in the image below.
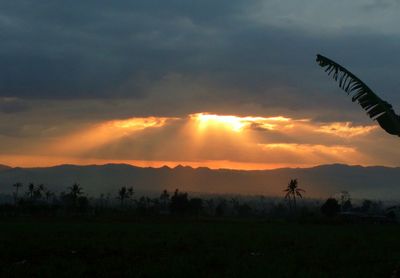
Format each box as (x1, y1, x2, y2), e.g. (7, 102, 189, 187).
(1, 161, 398, 171)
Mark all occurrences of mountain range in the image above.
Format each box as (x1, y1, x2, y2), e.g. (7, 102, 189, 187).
(0, 163, 399, 199)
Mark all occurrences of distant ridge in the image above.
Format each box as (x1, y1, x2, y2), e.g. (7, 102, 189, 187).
(3, 162, 400, 173)
(1, 163, 400, 199)
(0, 164, 12, 171)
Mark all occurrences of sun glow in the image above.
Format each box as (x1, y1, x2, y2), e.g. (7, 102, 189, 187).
(189, 113, 293, 132)
(9, 112, 381, 171)
(190, 113, 247, 132)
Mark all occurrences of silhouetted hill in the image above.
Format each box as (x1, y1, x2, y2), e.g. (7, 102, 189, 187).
(1, 163, 400, 199)
(0, 164, 11, 171)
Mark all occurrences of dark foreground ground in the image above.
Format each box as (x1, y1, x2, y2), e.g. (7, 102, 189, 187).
(1, 217, 400, 277)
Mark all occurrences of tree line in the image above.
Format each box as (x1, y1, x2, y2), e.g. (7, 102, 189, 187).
(0, 179, 397, 222)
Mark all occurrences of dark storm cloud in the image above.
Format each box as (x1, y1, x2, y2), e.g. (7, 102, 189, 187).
(363, 0, 400, 10)
(1, 0, 400, 123)
(0, 0, 245, 99)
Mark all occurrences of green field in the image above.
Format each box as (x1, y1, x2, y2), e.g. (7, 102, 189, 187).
(1, 218, 400, 277)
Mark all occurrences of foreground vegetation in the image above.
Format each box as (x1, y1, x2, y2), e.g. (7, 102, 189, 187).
(1, 217, 400, 277)
(2, 181, 397, 221)
(2, 180, 400, 277)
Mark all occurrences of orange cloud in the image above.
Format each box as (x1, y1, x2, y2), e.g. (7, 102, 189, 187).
(258, 143, 357, 156)
(48, 116, 177, 155)
(257, 143, 366, 166)
(315, 122, 377, 137)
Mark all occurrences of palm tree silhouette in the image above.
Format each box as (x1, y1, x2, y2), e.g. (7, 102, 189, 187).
(117, 186, 134, 207)
(284, 179, 305, 211)
(12, 182, 23, 205)
(316, 54, 400, 136)
(27, 183, 35, 200)
(127, 187, 134, 199)
(34, 184, 44, 200)
(118, 186, 127, 207)
(68, 183, 83, 206)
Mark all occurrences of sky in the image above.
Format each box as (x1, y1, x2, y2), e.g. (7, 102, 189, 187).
(1, 0, 400, 170)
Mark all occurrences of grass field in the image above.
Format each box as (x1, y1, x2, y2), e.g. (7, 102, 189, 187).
(1, 217, 400, 277)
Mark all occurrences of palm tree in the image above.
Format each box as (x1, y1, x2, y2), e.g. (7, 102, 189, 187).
(68, 183, 83, 205)
(12, 182, 23, 205)
(316, 54, 400, 136)
(27, 183, 35, 200)
(34, 184, 45, 200)
(117, 186, 134, 207)
(284, 179, 305, 211)
(118, 186, 127, 207)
